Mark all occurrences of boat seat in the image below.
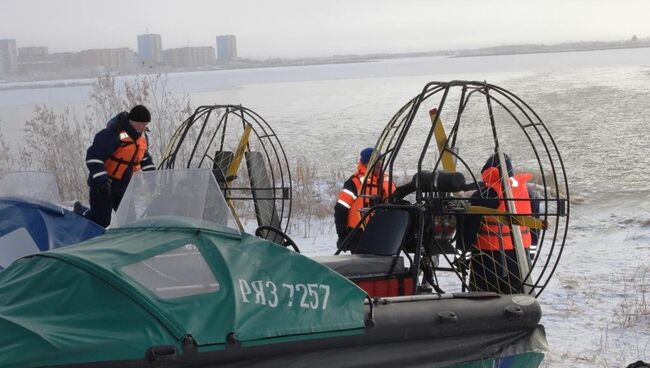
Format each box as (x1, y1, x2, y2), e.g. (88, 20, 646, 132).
(351, 209, 410, 256)
(313, 254, 407, 279)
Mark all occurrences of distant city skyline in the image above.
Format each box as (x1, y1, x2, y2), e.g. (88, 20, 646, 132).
(2, 0, 650, 58)
(1, 32, 237, 78)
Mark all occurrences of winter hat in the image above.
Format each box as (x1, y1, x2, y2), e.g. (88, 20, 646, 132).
(359, 147, 374, 165)
(481, 153, 514, 177)
(129, 105, 151, 123)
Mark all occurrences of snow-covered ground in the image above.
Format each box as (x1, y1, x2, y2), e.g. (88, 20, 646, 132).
(540, 192, 650, 367)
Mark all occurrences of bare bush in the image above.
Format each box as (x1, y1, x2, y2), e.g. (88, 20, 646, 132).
(0, 124, 14, 175)
(288, 157, 342, 237)
(143, 75, 193, 161)
(19, 106, 90, 200)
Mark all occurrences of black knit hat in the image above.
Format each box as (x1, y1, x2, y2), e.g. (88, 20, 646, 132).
(481, 153, 514, 177)
(129, 105, 151, 123)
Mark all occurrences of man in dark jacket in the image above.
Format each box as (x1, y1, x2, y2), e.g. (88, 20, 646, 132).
(335, 147, 394, 252)
(75, 105, 155, 227)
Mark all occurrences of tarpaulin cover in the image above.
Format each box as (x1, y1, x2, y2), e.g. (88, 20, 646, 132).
(0, 216, 366, 367)
(0, 196, 104, 269)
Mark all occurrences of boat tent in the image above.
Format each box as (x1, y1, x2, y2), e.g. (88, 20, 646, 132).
(0, 196, 104, 269)
(0, 216, 367, 368)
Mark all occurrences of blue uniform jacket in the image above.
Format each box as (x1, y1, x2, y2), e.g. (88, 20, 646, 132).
(85, 112, 155, 192)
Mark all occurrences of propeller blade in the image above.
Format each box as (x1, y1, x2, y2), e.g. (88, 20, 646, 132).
(467, 205, 547, 230)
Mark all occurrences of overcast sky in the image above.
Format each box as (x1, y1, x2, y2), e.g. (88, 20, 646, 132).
(2, 0, 649, 58)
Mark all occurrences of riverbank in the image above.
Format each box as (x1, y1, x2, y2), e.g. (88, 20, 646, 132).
(452, 39, 650, 58)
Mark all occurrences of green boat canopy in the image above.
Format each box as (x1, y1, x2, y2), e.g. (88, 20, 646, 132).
(0, 170, 367, 368)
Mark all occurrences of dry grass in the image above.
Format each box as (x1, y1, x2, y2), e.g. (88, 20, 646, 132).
(615, 266, 650, 328)
(544, 266, 650, 367)
(288, 157, 346, 237)
(19, 106, 91, 200)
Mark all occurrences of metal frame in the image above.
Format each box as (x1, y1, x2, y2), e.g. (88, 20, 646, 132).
(158, 105, 293, 234)
(361, 81, 569, 297)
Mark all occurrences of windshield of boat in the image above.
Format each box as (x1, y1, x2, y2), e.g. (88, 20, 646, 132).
(111, 169, 240, 234)
(0, 171, 62, 204)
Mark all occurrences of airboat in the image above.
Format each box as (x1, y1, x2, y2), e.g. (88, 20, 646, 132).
(0, 81, 569, 367)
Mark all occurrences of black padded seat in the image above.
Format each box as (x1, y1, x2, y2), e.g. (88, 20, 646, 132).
(353, 209, 410, 256)
(312, 254, 407, 279)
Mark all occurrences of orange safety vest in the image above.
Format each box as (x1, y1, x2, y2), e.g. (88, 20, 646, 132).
(105, 131, 148, 180)
(338, 163, 394, 229)
(476, 167, 532, 251)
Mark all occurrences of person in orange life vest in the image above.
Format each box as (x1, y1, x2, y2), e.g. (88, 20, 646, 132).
(460, 153, 538, 293)
(75, 105, 156, 227)
(334, 147, 395, 252)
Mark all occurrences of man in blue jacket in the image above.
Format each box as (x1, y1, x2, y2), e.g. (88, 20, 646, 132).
(75, 105, 155, 227)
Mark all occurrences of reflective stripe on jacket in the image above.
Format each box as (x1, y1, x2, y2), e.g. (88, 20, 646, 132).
(476, 168, 533, 251)
(341, 163, 394, 228)
(104, 131, 148, 180)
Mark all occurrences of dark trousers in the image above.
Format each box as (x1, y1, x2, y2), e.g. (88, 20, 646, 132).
(342, 227, 362, 253)
(86, 185, 124, 227)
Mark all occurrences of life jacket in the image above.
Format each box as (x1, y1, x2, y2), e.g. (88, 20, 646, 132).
(476, 167, 533, 251)
(342, 163, 394, 228)
(105, 131, 148, 180)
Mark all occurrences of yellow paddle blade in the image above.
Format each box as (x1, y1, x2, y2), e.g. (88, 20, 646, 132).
(467, 205, 547, 230)
(226, 123, 253, 182)
(429, 108, 456, 172)
(222, 123, 252, 231)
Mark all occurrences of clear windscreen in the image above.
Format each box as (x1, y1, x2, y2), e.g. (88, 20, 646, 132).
(0, 171, 62, 204)
(111, 169, 240, 234)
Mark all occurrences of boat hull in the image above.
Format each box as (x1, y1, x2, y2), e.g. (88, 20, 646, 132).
(56, 293, 547, 368)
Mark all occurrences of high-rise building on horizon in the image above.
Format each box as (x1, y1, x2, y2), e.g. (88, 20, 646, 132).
(137, 33, 163, 66)
(0, 39, 18, 76)
(216, 35, 237, 62)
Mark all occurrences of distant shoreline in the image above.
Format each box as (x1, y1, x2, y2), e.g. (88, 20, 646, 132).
(451, 41, 650, 58)
(2, 41, 650, 91)
(0, 58, 385, 92)
(0, 80, 96, 91)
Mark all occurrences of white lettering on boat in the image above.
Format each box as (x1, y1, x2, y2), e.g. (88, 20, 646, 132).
(266, 281, 278, 307)
(296, 284, 309, 308)
(239, 279, 251, 303)
(251, 280, 266, 305)
(238, 279, 331, 310)
(282, 283, 294, 307)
